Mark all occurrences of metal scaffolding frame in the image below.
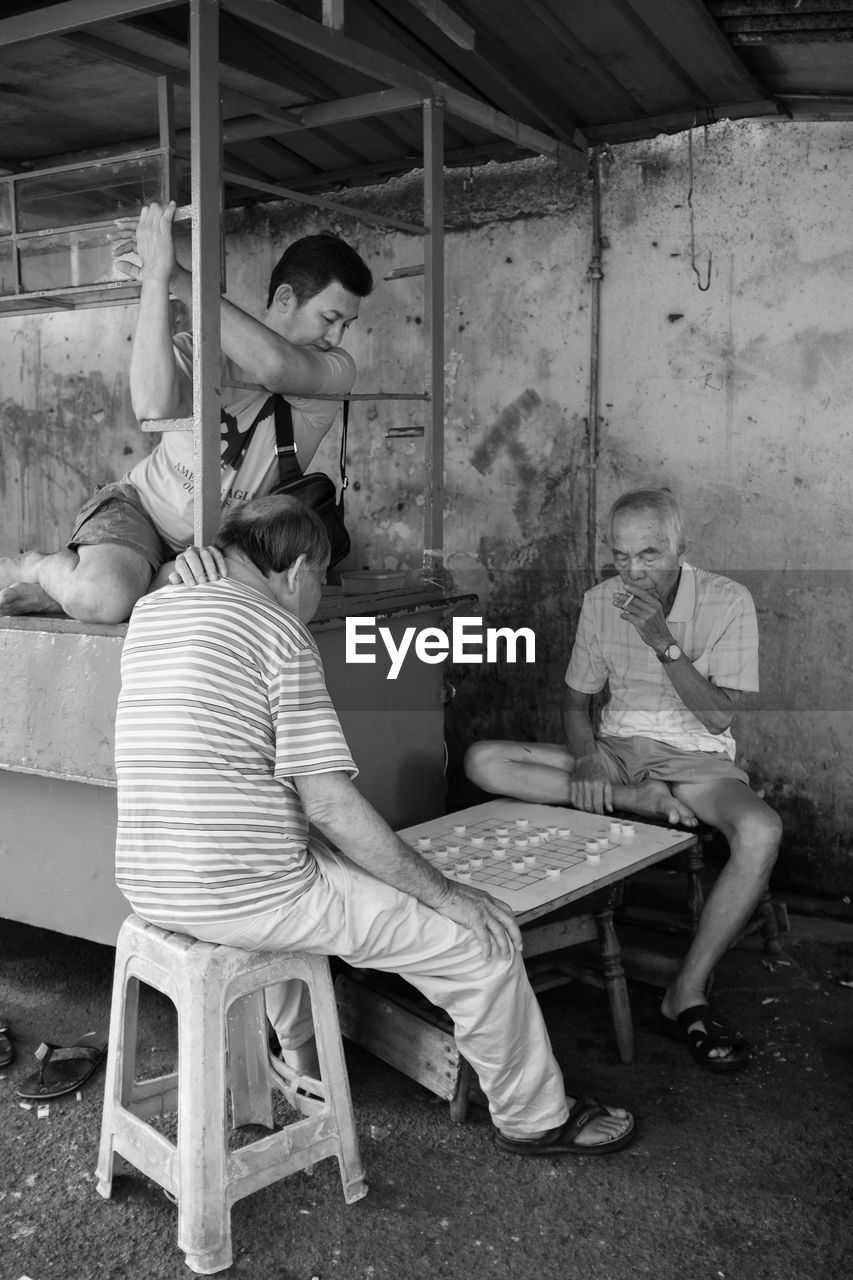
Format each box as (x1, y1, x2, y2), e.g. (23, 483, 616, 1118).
(0, 0, 580, 572)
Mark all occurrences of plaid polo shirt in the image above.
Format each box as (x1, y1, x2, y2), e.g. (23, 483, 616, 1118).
(565, 563, 758, 760)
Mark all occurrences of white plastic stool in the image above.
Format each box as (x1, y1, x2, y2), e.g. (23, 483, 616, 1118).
(95, 914, 367, 1274)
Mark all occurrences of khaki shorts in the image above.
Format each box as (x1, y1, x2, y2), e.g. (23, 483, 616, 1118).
(596, 735, 750, 788)
(69, 482, 172, 573)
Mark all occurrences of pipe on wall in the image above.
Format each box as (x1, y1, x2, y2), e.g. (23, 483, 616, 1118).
(585, 146, 603, 584)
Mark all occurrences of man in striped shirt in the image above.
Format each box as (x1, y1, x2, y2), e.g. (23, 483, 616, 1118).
(115, 495, 635, 1159)
(466, 489, 782, 1075)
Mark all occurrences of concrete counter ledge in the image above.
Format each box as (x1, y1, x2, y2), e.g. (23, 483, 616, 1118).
(0, 587, 475, 943)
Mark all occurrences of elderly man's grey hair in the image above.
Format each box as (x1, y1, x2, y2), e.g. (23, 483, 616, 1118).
(607, 488, 688, 555)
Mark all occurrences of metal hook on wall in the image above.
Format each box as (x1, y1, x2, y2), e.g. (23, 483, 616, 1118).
(687, 123, 712, 292)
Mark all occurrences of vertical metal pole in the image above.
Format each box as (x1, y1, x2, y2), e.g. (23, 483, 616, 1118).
(422, 98, 445, 577)
(189, 0, 222, 547)
(322, 0, 345, 29)
(8, 178, 21, 295)
(157, 75, 175, 203)
(586, 147, 603, 586)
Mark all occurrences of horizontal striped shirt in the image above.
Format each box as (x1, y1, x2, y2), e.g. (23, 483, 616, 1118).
(115, 578, 357, 924)
(565, 563, 758, 759)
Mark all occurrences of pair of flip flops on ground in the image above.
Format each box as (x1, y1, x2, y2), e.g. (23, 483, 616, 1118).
(15, 1031, 108, 1100)
(660, 1003, 749, 1073)
(496, 1096, 636, 1158)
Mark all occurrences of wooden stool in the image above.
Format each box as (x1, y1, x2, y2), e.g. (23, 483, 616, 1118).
(95, 914, 367, 1274)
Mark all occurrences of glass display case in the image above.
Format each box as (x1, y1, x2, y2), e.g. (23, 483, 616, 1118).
(0, 149, 187, 314)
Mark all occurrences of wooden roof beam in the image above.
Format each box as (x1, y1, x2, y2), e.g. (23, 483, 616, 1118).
(368, 0, 585, 151)
(223, 88, 424, 143)
(1, 87, 425, 176)
(407, 0, 476, 51)
(218, 170, 426, 234)
(0, 0, 183, 47)
(62, 30, 309, 132)
(221, 0, 588, 165)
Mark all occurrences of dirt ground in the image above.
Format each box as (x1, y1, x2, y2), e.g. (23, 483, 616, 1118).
(1, 910, 852, 1280)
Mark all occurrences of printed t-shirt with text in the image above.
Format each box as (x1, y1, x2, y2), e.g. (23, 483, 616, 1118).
(124, 332, 356, 551)
(114, 577, 357, 925)
(565, 563, 759, 760)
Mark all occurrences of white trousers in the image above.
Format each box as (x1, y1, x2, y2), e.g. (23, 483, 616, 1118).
(152, 846, 569, 1137)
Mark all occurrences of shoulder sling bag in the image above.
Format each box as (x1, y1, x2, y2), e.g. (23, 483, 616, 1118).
(223, 394, 351, 567)
(268, 396, 351, 568)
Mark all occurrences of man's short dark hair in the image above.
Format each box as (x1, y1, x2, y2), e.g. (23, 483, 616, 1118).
(215, 496, 331, 575)
(267, 233, 373, 308)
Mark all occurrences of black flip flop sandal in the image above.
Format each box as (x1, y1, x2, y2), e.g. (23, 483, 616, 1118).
(268, 1054, 326, 1117)
(496, 1096, 636, 1157)
(660, 1004, 749, 1073)
(16, 1032, 108, 1100)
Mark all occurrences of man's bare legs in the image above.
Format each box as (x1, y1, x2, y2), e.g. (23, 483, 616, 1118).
(0, 544, 153, 623)
(465, 743, 781, 1066)
(464, 740, 697, 826)
(660, 778, 781, 1058)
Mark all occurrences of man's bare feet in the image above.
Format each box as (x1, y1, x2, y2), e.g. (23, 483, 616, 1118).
(630, 779, 697, 826)
(0, 551, 39, 589)
(0, 582, 61, 616)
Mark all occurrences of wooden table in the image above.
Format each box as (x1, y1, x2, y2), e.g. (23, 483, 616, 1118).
(335, 800, 697, 1120)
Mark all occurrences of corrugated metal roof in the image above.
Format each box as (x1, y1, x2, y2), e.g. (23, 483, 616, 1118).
(1, 0, 852, 197)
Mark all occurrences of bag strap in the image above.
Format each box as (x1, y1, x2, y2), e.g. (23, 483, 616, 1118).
(272, 396, 303, 487)
(226, 393, 350, 507)
(273, 395, 350, 514)
(338, 399, 349, 509)
(221, 394, 276, 471)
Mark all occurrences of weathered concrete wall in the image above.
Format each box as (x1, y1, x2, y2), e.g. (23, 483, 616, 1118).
(0, 307, 143, 551)
(593, 121, 853, 896)
(1, 122, 850, 894)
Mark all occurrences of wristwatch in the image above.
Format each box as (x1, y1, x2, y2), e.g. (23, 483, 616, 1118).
(657, 642, 682, 663)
